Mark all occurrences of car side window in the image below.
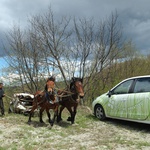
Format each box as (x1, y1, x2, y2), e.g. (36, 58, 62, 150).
(112, 80, 133, 94)
(133, 78, 150, 93)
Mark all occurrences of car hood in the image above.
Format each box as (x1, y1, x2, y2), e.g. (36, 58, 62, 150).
(92, 92, 108, 107)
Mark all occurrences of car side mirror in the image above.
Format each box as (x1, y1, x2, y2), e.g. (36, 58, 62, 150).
(107, 91, 112, 98)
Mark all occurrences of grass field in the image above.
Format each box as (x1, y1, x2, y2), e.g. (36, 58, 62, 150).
(1, 106, 150, 150)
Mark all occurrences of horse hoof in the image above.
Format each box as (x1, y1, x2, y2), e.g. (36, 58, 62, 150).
(50, 121, 54, 126)
(57, 118, 62, 123)
(47, 124, 52, 129)
(67, 117, 72, 121)
(27, 121, 31, 125)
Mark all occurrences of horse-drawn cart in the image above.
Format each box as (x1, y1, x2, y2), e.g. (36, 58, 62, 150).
(8, 93, 35, 115)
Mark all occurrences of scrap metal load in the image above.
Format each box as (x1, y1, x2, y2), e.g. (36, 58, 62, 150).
(8, 93, 34, 115)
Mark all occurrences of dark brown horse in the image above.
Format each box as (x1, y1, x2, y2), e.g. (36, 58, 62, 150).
(57, 77, 84, 124)
(28, 77, 59, 127)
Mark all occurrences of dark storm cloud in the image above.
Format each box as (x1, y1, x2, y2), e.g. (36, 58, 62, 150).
(0, 0, 150, 56)
(119, 4, 150, 54)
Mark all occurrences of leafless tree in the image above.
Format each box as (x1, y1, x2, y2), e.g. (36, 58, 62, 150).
(29, 8, 72, 87)
(4, 7, 72, 91)
(3, 8, 125, 102)
(83, 11, 124, 103)
(4, 24, 46, 93)
(4, 25, 27, 91)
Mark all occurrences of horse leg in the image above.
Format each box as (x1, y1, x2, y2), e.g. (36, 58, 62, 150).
(72, 105, 78, 124)
(57, 105, 65, 123)
(45, 108, 55, 127)
(66, 106, 74, 124)
(44, 108, 52, 125)
(39, 108, 45, 123)
(50, 106, 59, 126)
(45, 107, 58, 127)
(28, 105, 37, 124)
(67, 103, 78, 124)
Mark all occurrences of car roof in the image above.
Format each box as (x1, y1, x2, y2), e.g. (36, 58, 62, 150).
(110, 75, 150, 91)
(123, 75, 150, 81)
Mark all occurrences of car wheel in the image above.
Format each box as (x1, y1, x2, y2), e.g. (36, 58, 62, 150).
(95, 105, 106, 121)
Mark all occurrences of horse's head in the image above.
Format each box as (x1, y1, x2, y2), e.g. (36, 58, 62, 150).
(45, 76, 55, 93)
(70, 77, 84, 98)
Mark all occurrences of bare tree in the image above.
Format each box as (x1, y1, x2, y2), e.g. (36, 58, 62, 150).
(84, 11, 124, 103)
(29, 7, 72, 87)
(4, 7, 72, 91)
(4, 24, 46, 93)
(73, 17, 94, 79)
(4, 25, 27, 91)
(3, 9, 124, 102)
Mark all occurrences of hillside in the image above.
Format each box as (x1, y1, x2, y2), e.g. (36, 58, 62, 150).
(1, 106, 150, 150)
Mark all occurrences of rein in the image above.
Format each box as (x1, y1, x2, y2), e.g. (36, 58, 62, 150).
(34, 91, 49, 105)
(55, 87, 79, 103)
(55, 87, 75, 98)
(55, 87, 74, 95)
(5, 94, 14, 99)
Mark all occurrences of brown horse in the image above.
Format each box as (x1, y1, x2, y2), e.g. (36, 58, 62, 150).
(28, 77, 59, 127)
(57, 77, 84, 124)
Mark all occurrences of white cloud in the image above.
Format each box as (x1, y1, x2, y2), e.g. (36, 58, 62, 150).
(0, 73, 19, 84)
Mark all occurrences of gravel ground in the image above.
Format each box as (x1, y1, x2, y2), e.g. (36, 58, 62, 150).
(1, 106, 150, 150)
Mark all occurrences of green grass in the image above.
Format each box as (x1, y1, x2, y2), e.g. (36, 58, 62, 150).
(1, 106, 150, 150)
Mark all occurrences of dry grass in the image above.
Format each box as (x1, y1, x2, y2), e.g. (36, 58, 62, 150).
(1, 106, 150, 150)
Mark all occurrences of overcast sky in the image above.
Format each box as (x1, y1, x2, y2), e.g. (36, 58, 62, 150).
(0, 0, 150, 60)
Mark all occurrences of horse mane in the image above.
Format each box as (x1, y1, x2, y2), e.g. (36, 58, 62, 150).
(70, 77, 83, 89)
(46, 76, 55, 82)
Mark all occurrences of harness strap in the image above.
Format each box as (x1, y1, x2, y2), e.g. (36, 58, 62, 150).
(45, 92, 52, 102)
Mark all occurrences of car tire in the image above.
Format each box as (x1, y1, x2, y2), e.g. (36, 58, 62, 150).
(95, 105, 106, 121)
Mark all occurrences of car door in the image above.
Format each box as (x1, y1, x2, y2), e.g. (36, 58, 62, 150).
(106, 79, 134, 118)
(127, 77, 150, 120)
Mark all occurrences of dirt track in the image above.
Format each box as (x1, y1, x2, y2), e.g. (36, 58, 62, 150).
(1, 106, 150, 150)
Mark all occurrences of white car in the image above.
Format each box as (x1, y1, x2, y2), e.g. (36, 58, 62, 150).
(92, 75, 150, 124)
